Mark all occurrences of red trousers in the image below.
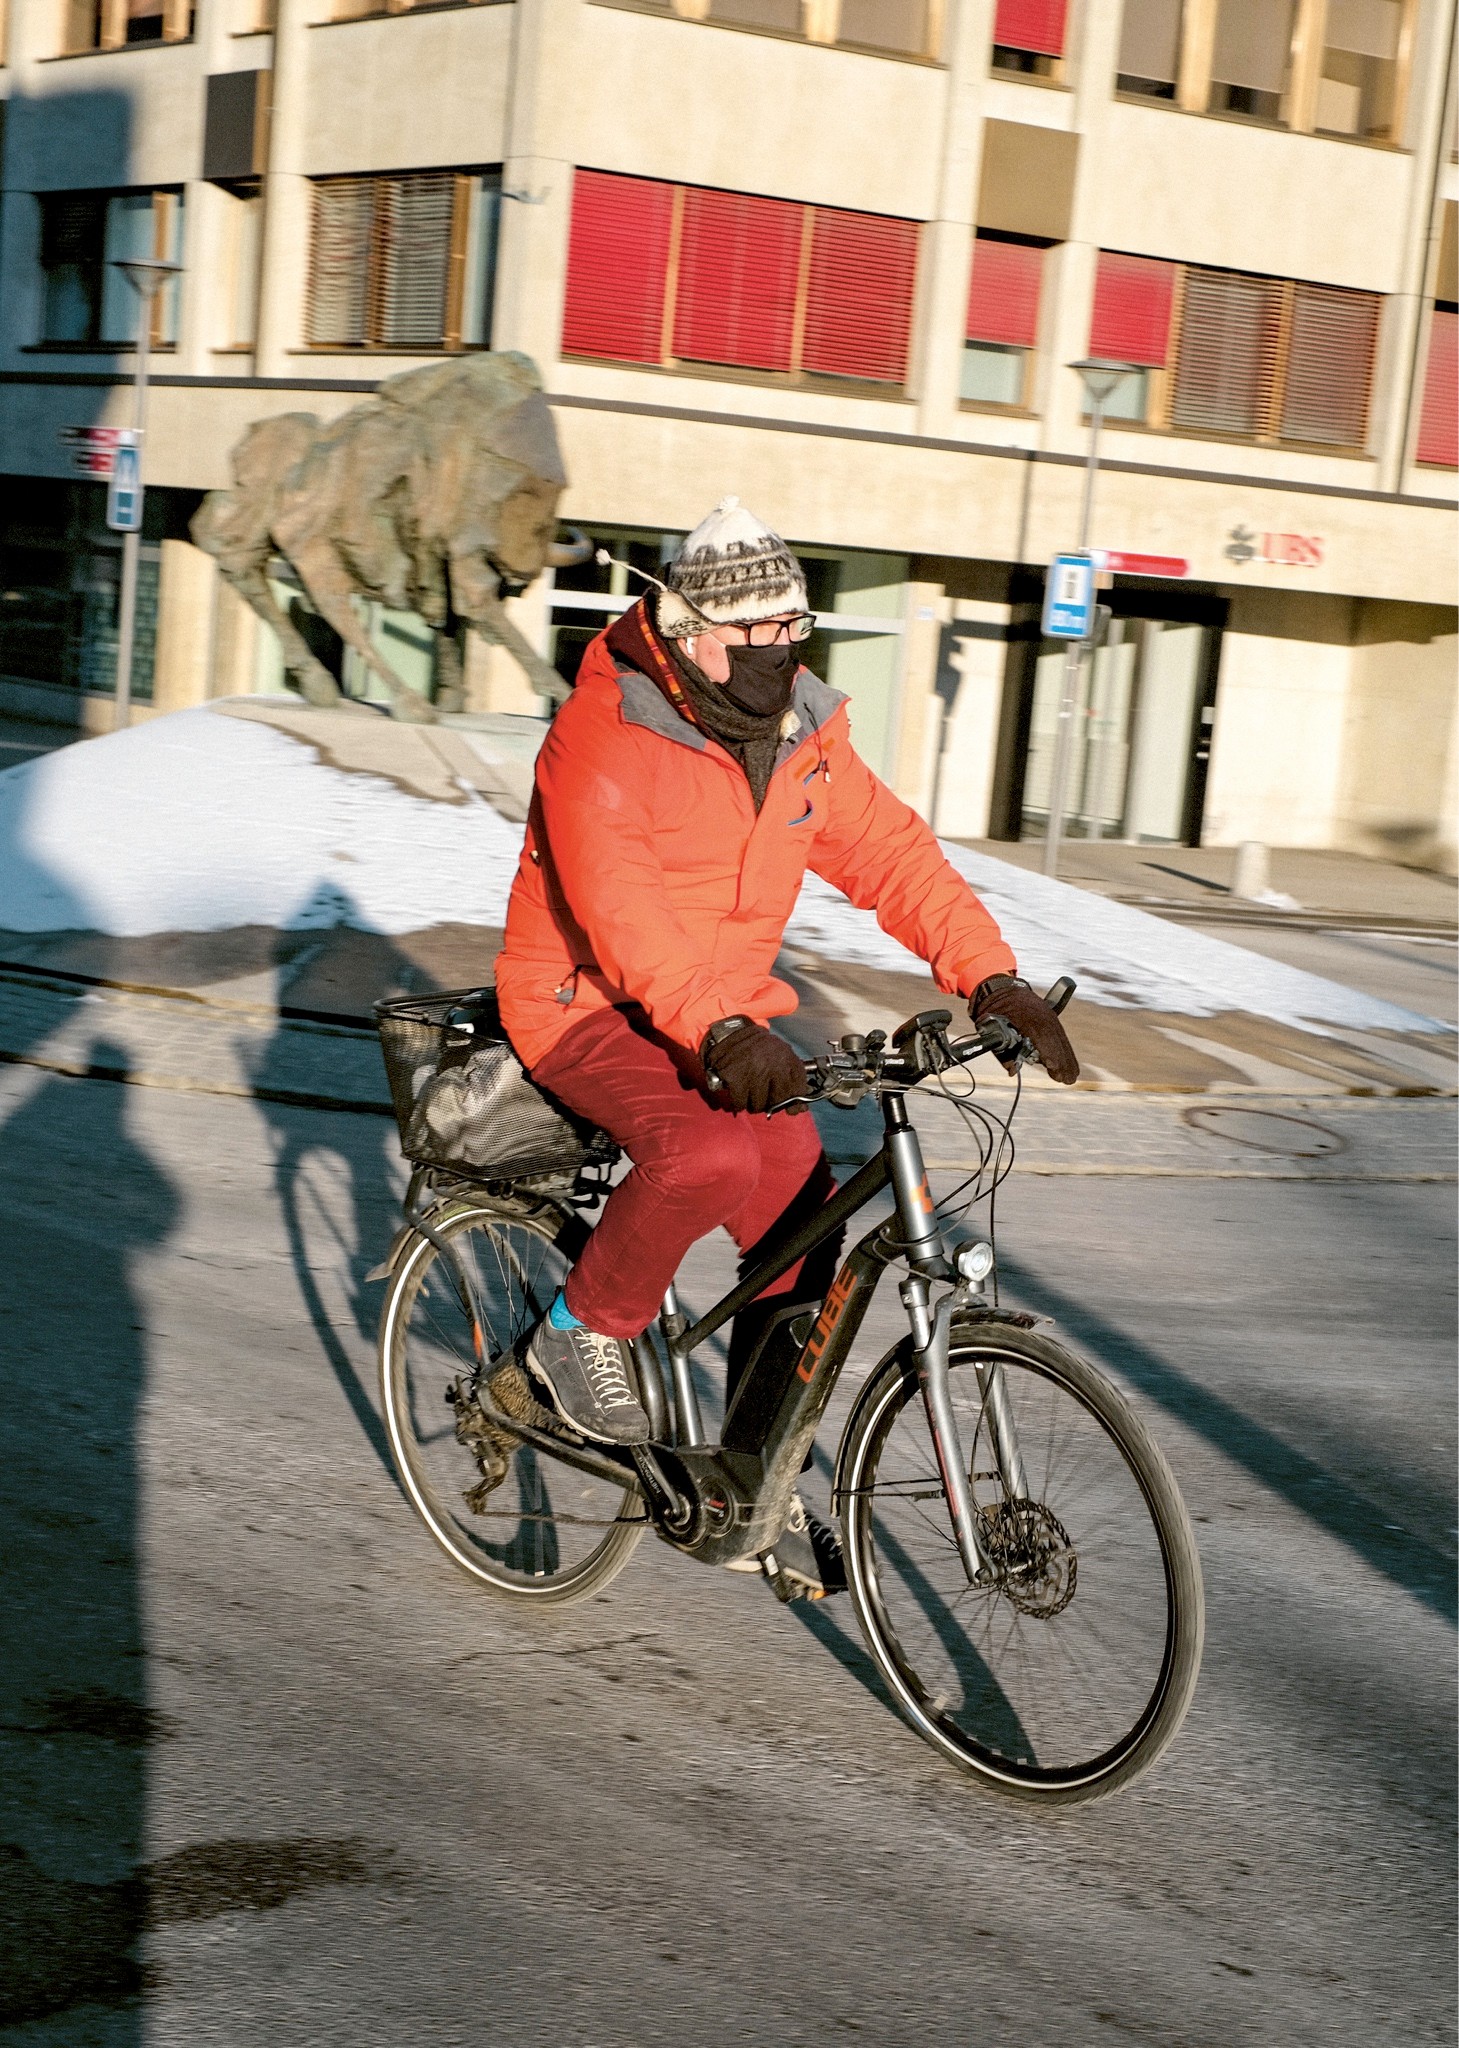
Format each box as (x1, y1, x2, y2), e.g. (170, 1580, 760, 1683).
(531, 1006, 838, 1366)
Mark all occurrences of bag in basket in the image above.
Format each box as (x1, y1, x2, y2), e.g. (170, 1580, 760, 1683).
(375, 987, 603, 1181)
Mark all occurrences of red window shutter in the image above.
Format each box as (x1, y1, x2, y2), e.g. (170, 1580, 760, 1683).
(1089, 251, 1176, 366)
(993, 0, 1067, 54)
(1280, 281, 1380, 448)
(672, 187, 802, 373)
(562, 169, 674, 364)
(801, 207, 918, 384)
(966, 235, 1043, 347)
(1416, 308, 1458, 466)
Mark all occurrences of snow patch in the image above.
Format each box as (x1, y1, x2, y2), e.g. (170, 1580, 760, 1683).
(0, 706, 1446, 1038)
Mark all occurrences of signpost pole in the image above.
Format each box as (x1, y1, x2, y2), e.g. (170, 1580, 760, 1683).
(112, 318, 151, 736)
(109, 257, 180, 735)
(1041, 359, 1139, 881)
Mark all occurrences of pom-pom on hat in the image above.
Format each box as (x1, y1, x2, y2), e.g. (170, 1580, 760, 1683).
(656, 496, 808, 640)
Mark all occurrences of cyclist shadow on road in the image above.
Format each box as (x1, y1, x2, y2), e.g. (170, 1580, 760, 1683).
(0, 1037, 179, 2038)
(247, 911, 424, 1487)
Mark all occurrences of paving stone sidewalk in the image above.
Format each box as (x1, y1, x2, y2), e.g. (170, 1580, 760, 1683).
(2, 968, 1450, 1184)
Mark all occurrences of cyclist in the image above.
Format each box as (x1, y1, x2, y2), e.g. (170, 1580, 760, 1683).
(495, 498, 1077, 1592)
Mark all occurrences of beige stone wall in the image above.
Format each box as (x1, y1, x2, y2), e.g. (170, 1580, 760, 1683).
(151, 540, 217, 715)
(1336, 603, 1459, 873)
(1203, 590, 1459, 870)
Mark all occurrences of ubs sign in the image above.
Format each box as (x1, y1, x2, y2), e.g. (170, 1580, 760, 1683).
(1225, 525, 1325, 568)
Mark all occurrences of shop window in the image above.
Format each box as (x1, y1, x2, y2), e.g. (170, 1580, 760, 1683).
(1415, 306, 1458, 467)
(562, 168, 918, 390)
(961, 233, 1044, 408)
(1116, 0, 1181, 98)
(64, 0, 191, 50)
(990, 0, 1066, 76)
(1316, 0, 1404, 138)
(306, 169, 501, 351)
(39, 188, 183, 347)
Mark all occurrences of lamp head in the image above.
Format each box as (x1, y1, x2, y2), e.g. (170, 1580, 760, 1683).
(1069, 356, 1142, 406)
(114, 257, 184, 300)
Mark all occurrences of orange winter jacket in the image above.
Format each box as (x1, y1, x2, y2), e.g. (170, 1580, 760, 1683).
(495, 608, 1018, 1071)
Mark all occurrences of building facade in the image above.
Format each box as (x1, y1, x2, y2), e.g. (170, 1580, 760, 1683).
(0, 0, 1455, 865)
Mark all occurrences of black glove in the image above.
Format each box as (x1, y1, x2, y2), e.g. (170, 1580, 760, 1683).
(701, 1019, 808, 1115)
(970, 975, 1079, 1086)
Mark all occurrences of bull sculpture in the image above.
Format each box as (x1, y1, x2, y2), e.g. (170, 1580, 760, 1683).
(191, 352, 588, 722)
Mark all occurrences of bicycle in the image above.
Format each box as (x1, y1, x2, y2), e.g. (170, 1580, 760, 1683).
(373, 983, 1204, 1806)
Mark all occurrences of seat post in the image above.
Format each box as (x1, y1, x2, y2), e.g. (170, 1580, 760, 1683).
(659, 1284, 706, 1447)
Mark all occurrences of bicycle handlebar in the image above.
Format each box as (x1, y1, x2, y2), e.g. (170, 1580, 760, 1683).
(772, 977, 1077, 1112)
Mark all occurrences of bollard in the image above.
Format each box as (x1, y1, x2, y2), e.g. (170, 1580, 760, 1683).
(1232, 841, 1270, 900)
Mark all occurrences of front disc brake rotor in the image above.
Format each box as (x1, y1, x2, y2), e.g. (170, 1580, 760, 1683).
(978, 1498, 1078, 1618)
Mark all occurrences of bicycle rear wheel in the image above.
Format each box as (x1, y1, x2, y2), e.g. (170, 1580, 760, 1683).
(379, 1198, 645, 1604)
(837, 1321, 1203, 1805)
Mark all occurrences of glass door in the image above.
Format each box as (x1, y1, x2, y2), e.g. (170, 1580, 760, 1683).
(1020, 614, 1216, 846)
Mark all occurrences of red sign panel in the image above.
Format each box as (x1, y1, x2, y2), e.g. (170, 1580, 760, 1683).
(1093, 550, 1189, 579)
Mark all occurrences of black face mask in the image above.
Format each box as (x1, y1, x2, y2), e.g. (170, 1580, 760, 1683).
(719, 640, 799, 718)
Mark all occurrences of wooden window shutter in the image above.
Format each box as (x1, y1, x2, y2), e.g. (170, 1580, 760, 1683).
(1416, 308, 1458, 466)
(308, 178, 374, 346)
(562, 169, 675, 364)
(375, 173, 456, 349)
(1279, 281, 1379, 447)
(1171, 266, 1284, 435)
(966, 234, 1044, 347)
(801, 206, 918, 384)
(1089, 251, 1177, 364)
(672, 186, 801, 373)
(992, 0, 1067, 55)
(838, 0, 932, 56)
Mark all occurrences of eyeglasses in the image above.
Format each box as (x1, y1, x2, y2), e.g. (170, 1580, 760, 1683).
(717, 613, 816, 646)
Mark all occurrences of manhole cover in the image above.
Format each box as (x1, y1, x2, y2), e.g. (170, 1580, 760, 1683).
(1182, 1107, 1347, 1157)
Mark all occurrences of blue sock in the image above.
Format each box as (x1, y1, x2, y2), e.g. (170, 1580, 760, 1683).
(547, 1290, 582, 1332)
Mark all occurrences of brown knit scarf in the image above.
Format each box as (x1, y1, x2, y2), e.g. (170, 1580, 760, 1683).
(604, 600, 793, 812)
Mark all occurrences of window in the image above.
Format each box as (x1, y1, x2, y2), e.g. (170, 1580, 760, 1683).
(64, 0, 191, 50)
(39, 189, 183, 347)
(562, 169, 919, 388)
(306, 170, 500, 351)
(600, 0, 942, 60)
(1116, 0, 1414, 142)
(991, 0, 1066, 74)
(332, 0, 501, 17)
(961, 233, 1044, 406)
(1316, 0, 1405, 139)
(1117, 0, 1181, 97)
(1087, 248, 1382, 451)
(1415, 306, 1457, 467)
(1207, 0, 1295, 120)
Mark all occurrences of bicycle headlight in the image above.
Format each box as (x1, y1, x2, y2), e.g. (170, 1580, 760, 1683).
(954, 1240, 995, 1284)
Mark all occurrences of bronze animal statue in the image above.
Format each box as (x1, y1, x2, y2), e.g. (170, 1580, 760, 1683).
(191, 352, 588, 722)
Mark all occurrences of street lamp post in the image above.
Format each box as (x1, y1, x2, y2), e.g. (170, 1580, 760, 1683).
(1041, 357, 1141, 880)
(110, 257, 182, 735)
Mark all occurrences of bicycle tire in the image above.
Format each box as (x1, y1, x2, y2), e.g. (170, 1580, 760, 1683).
(837, 1320, 1203, 1805)
(379, 1199, 645, 1605)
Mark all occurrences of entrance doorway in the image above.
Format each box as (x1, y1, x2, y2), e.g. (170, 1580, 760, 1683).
(1018, 594, 1222, 846)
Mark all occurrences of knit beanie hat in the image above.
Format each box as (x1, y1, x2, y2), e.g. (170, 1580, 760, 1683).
(655, 496, 808, 640)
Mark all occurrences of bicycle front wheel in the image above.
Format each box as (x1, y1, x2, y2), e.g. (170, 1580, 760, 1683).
(379, 1199, 645, 1605)
(838, 1321, 1203, 1805)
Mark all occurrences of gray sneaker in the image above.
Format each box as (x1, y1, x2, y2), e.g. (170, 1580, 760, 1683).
(525, 1319, 650, 1446)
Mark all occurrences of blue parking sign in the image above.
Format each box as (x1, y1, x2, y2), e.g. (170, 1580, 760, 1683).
(1042, 553, 1096, 640)
(107, 433, 143, 533)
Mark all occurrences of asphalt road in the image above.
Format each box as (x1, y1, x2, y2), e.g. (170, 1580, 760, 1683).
(1, 1058, 1454, 2047)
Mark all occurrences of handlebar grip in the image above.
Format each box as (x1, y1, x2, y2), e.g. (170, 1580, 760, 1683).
(1043, 976, 1077, 1016)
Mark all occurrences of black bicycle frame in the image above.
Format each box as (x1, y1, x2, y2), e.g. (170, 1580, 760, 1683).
(448, 1083, 999, 1580)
